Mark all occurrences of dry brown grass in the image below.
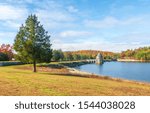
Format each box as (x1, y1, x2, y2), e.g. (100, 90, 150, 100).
(0, 65, 150, 96)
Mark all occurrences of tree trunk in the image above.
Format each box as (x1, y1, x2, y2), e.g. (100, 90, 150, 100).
(33, 60, 36, 72)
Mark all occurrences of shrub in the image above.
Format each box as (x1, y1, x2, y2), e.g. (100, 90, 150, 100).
(0, 61, 23, 66)
(0, 52, 9, 61)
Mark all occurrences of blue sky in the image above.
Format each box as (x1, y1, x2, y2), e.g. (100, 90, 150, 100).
(0, 0, 150, 52)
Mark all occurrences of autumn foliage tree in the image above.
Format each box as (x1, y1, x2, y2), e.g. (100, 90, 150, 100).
(14, 15, 52, 72)
(0, 44, 13, 60)
(120, 47, 150, 60)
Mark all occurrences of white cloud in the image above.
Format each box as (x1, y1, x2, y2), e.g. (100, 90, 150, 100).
(113, 33, 150, 44)
(67, 6, 78, 13)
(23, 0, 33, 3)
(0, 32, 15, 37)
(0, 5, 28, 21)
(52, 41, 108, 51)
(84, 16, 145, 28)
(0, 4, 29, 44)
(0, 4, 28, 29)
(36, 9, 74, 22)
(59, 30, 92, 38)
(85, 16, 119, 28)
(4, 20, 21, 29)
(52, 40, 150, 52)
(34, 4, 77, 30)
(0, 32, 16, 44)
(5, 0, 33, 4)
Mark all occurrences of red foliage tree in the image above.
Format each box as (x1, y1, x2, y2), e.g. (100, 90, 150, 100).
(0, 44, 13, 60)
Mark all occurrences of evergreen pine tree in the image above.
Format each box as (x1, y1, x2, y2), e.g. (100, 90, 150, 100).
(14, 14, 52, 72)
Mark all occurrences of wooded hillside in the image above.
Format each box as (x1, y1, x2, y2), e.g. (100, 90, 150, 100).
(120, 47, 150, 60)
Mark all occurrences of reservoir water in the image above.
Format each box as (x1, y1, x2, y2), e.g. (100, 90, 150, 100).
(75, 62, 150, 82)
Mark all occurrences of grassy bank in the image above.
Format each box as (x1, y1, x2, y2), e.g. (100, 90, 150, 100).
(0, 64, 150, 96)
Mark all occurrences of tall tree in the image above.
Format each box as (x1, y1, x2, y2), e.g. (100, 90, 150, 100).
(14, 14, 52, 72)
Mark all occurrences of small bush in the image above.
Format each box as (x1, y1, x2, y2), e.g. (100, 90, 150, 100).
(0, 61, 23, 66)
(0, 52, 9, 61)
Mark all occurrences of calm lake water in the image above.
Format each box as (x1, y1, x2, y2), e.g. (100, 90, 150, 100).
(75, 62, 150, 82)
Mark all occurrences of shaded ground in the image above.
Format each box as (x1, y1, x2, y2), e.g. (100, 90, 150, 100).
(16, 64, 70, 74)
(0, 64, 150, 96)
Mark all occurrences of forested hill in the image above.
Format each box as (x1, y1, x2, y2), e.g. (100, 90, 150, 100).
(120, 46, 150, 60)
(64, 50, 118, 60)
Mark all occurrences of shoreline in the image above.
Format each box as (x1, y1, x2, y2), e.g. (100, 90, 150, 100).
(67, 67, 93, 75)
(117, 59, 150, 62)
(66, 66, 150, 85)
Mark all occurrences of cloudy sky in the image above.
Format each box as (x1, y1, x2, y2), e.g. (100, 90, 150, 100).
(0, 0, 150, 52)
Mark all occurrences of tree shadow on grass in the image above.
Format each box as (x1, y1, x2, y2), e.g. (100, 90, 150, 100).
(39, 71, 115, 81)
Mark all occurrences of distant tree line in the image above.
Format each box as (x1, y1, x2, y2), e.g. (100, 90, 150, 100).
(120, 46, 150, 60)
(52, 49, 118, 61)
(1, 43, 149, 62)
(52, 47, 150, 62)
(0, 45, 118, 62)
(0, 47, 119, 62)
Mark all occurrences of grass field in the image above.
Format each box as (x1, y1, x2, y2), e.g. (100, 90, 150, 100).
(0, 64, 150, 96)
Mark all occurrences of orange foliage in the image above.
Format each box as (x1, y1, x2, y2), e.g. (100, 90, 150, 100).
(64, 50, 115, 58)
(0, 44, 13, 60)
